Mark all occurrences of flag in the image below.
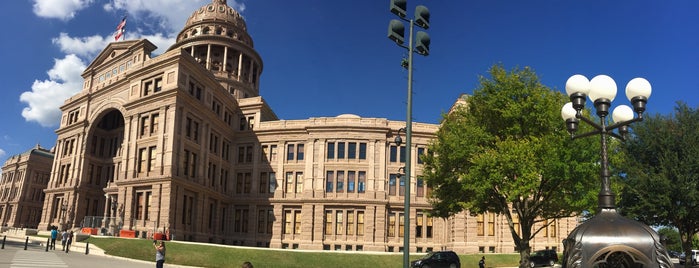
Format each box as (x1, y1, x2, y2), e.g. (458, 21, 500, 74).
(114, 16, 126, 41)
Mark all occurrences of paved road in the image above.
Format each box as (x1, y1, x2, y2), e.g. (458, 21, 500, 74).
(0, 236, 184, 268)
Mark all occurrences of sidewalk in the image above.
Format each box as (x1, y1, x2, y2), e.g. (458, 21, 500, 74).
(1, 228, 199, 268)
(0, 228, 105, 255)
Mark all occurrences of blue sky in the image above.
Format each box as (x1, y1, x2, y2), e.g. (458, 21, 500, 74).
(0, 0, 698, 163)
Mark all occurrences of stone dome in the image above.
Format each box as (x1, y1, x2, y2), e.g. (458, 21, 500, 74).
(167, 0, 263, 100)
(184, 0, 247, 33)
(170, 0, 254, 49)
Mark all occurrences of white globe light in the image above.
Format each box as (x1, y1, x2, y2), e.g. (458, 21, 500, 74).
(565, 74, 590, 97)
(588, 75, 617, 102)
(625, 77, 652, 101)
(561, 102, 577, 120)
(612, 105, 634, 123)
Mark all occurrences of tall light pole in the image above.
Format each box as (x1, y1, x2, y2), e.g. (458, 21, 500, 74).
(560, 74, 672, 267)
(387, 1, 430, 267)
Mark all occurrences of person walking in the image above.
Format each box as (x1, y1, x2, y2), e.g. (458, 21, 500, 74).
(61, 230, 69, 251)
(479, 256, 485, 268)
(49, 226, 58, 250)
(154, 240, 166, 268)
(65, 231, 74, 253)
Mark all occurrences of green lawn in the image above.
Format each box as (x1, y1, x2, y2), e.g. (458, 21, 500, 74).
(85, 237, 521, 267)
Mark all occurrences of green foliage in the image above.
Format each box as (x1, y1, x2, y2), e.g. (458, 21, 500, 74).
(618, 102, 699, 255)
(422, 65, 599, 265)
(657, 227, 682, 252)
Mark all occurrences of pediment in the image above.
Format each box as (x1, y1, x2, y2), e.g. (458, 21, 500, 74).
(82, 39, 157, 76)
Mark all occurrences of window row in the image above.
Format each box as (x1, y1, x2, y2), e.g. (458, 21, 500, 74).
(327, 141, 367, 160)
(389, 145, 426, 164)
(324, 209, 365, 236)
(387, 212, 433, 238)
(142, 75, 163, 96)
(97, 57, 135, 83)
(388, 174, 430, 197)
(325, 170, 366, 193)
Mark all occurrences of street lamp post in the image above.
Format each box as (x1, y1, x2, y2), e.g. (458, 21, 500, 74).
(560, 74, 672, 267)
(387, 1, 430, 267)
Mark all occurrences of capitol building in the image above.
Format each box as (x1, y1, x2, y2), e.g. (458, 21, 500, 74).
(0, 0, 576, 254)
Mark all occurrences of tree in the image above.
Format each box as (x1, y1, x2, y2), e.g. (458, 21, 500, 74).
(422, 65, 599, 268)
(618, 103, 699, 267)
(657, 227, 682, 253)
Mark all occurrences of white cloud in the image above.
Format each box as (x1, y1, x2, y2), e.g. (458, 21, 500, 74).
(0, 148, 5, 159)
(103, 0, 245, 33)
(33, 0, 95, 20)
(52, 32, 110, 59)
(138, 33, 177, 55)
(20, 55, 86, 127)
(25, 0, 247, 128)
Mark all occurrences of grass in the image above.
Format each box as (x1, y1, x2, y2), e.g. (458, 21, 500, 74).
(85, 237, 521, 267)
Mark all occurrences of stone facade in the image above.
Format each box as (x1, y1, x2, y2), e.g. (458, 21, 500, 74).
(0, 145, 54, 229)
(30, 0, 578, 254)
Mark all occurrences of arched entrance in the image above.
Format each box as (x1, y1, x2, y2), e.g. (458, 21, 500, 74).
(79, 109, 125, 235)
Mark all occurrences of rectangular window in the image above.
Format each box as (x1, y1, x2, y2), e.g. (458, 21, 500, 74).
(337, 142, 345, 159)
(324, 210, 333, 235)
(390, 146, 397, 162)
(284, 210, 292, 234)
(477, 214, 485, 236)
(287, 144, 295, 161)
(335, 211, 343, 235)
(389, 174, 397, 196)
(416, 213, 424, 238)
(294, 210, 302, 234)
(358, 171, 366, 193)
(143, 81, 153, 96)
(347, 142, 356, 159)
(140, 116, 149, 136)
(326, 171, 334, 192)
(359, 143, 367, 160)
(260, 172, 268, 194)
(357, 211, 364, 235)
(417, 178, 425, 197)
(336, 171, 344, 193)
(399, 213, 405, 237)
(327, 142, 335, 159)
(399, 175, 405, 196)
(268, 172, 276, 193)
(246, 145, 253, 163)
(286, 172, 294, 193)
(151, 114, 159, 134)
(297, 144, 304, 160)
(238, 146, 245, 163)
(347, 211, 354, 235)
(347, 171, 355, 192)
(295, 173, 303, 194)
(154, 77, 162, 92)
(426, 216, 433, 238)
(244, 172, 252, 193)
(388, 213, 396, 237)
(488, 213, 495, 236)
(148, 146, 156, 172)
(417, 147, 425, 164)
(138, 148, 147, 173)
(135, 192, 144, 220)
